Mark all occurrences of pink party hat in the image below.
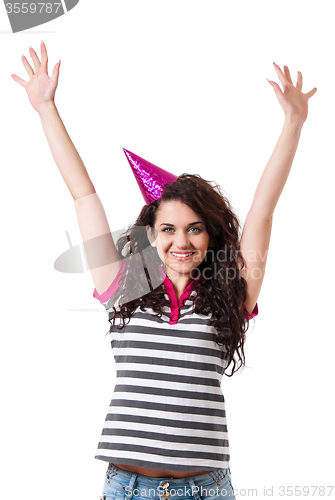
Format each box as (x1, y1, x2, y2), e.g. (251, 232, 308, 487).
(123, 148, 178, 205)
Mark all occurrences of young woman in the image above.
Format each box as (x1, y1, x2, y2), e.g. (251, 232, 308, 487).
(11, 42, 316, 500)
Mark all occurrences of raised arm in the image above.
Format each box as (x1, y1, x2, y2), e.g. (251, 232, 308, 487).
(239, 63, 317, 314)
(11, 41, 122, 295)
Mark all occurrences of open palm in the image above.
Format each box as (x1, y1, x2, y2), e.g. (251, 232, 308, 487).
(268, 63, 317, 123)
(11, 41, 60, 113)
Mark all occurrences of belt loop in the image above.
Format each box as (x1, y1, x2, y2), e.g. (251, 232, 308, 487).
(125, 473, 138, 500)
(187, 477, 201, 500)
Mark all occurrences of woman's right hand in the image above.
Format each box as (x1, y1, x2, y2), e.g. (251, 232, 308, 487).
(11, 41, 60, 113)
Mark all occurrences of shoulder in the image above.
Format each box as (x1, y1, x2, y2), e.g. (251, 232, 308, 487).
(93, 259, 128, 307)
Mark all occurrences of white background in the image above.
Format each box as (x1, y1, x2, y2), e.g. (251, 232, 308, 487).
(1, 1, 334, 499)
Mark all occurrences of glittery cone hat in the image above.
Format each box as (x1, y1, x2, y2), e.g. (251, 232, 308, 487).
(123, 149, 178, 205)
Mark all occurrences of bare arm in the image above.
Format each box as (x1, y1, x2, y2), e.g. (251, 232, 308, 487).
(250, 116, 303, 218)
(12, 42, 122, 294)
(38, 101, 96, 200)
(74, 193, 122, 295)
(241, 117, 302, 313)
(240, 63, 317, 314)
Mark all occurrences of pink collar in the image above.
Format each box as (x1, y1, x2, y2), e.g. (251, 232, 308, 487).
(155, 265, 205, 325)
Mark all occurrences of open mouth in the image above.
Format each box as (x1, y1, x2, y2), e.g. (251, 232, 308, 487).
(170, 252, 196, 260)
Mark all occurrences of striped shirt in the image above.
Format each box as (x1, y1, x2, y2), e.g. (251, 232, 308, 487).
(93, 260, 258, 471)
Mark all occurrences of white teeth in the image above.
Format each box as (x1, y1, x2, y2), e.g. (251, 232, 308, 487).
(171, 252, 194, 257)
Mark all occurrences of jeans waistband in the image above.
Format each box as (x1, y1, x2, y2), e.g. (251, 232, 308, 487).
(105, 463, 231, 492)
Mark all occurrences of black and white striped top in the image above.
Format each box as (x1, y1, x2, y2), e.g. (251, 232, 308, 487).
(93, 260, 258, 471)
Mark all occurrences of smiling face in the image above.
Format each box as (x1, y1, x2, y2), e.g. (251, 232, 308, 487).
(146, 200, 214, 278)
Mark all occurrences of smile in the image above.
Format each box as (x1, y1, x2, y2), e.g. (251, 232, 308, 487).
(170, 252, 195, 260)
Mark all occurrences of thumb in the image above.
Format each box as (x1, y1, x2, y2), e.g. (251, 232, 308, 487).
(306, 87, 317, 99)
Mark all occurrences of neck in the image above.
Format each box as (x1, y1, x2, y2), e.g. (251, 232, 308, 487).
(165, 273, 196, 299)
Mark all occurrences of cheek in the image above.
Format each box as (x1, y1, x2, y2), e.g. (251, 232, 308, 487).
(200, 236, 210, 249)
(157, 234, 169, 248)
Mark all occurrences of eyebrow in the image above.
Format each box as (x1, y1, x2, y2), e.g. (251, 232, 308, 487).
(159, 222, 204, 227)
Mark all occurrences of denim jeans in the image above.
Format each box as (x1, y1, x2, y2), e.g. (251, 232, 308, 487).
(100, 463, 236, 500)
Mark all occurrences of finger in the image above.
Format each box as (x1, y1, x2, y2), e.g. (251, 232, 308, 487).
(21, 54, 34, 78)
(306, 87, 317, 99)
(267, 79, 283, 97)
(296, 71, 302, 91)
(40, 40, 48, 74)
(283, 65, 293, 85)
(273, 62, 290, 90)
(51, 60, 61, 84)
(28, 46, 41, 73)
(11, 73, 28, 87)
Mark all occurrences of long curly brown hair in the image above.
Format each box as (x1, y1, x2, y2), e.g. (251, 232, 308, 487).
(107, 173, 254, 376)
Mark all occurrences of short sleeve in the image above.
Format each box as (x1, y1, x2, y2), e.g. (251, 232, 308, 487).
(93, 260, 127, 306)
(244, 302, 259, 320)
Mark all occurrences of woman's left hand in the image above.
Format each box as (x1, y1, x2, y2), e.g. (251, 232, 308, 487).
(267, 63, 317, 123)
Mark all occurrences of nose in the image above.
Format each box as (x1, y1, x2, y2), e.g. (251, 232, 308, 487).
(173, 230, 191, 249)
